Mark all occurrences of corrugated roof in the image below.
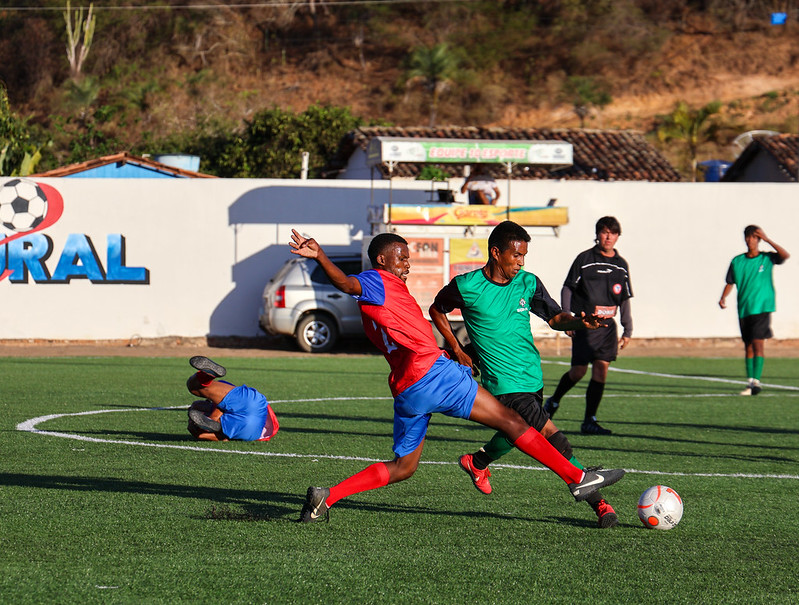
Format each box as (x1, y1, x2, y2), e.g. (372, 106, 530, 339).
(324, 126, 681, 182)
(32, 152, 217, 178)
(722, 134, 799, 182)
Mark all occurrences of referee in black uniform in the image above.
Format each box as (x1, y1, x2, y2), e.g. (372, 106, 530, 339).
(544, 216, 633, 435)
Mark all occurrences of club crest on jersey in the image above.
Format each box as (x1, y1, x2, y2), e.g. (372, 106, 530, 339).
(613, 283, 622, 295)
(516, 298, 528, 314)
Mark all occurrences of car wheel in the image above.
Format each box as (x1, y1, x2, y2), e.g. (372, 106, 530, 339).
(295, 312, 339, 353)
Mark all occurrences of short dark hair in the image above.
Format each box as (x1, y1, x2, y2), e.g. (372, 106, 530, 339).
(744, 225, 760, 238)
(595, 216, 621, 236)
(488, 221, 530, 253)
(367, 233, 407, 266)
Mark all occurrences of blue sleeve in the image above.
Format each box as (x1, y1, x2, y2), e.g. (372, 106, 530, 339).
(353, 269, 386, 305)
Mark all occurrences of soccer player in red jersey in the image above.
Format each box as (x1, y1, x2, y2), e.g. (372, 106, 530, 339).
(290, 229, 625, 522)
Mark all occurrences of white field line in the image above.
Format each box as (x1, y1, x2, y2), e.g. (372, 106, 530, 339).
(16, 403, 799, 481)
(542, 359, 799, 391)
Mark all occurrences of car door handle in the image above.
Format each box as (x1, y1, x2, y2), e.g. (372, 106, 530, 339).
(327, 293, 343, 299)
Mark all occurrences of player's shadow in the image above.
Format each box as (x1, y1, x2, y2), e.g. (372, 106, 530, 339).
(0, 472, 571, 525)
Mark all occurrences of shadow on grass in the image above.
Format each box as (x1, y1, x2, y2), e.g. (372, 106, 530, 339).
(0, 472, 582, 526)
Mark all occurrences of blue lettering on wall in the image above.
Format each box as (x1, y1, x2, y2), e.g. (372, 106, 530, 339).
(1, 233, 150, 284)
(6, 235, 54, 282)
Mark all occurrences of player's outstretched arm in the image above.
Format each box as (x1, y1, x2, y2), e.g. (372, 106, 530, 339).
(289, 229, 362, 296)
(548, 311, 603, 332)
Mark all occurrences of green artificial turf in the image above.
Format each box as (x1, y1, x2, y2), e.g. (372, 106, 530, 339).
(1, 355, 797, 604)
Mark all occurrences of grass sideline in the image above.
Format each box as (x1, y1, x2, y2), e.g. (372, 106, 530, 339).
(2, 354, 798, 604)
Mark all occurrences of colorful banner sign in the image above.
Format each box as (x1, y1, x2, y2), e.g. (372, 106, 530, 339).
(384, 204, 568, 227)
(367, 138, 573, 166)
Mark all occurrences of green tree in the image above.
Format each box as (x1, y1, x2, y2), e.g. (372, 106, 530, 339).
(562, 76, 612, 128)
(405, 43, 459, 127)
(160, 105, 362, 178)
(64, 0, 96, 80)
(657, 100, 723, 181)
(0, 85, 46, 176)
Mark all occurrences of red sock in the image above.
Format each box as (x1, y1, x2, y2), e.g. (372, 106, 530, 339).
(513, 427, 584, 484)
(195, 371, 214, 387)
(326, 462, 391, 507)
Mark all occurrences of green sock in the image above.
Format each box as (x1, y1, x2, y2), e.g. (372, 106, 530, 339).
(569, 455, 585, 470)
(745, 357, 754, 380)
(753, 356, 764, 381)
(483, 431, 514, 460)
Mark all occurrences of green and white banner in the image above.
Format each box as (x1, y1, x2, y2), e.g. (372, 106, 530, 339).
(367, 137, 573, 166)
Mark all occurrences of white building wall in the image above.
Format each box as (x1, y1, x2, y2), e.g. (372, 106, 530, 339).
(0, 177, 796, 340)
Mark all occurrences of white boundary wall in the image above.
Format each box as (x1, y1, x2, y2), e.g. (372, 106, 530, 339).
(0, 177, 796, 340)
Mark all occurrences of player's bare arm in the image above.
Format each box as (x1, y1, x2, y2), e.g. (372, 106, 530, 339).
(757, 229, 790, 262)
(290, 229, 362, 296)
(429, 305, 475, 371)
(719, 283, 734, 309)
(549, 311, 603, 332)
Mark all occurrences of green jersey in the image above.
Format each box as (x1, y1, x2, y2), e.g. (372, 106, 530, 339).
(432, 268, 561, 395)
(726, 252, 781, 318)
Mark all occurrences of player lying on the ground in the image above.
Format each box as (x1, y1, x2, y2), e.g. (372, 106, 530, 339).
(186, 356, 279, 442)
(290, 229, 625, 523)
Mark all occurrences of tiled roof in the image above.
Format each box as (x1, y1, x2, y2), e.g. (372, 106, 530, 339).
(722, 134, 799, 182)
(32, 152, 216, 178)
(324, 126, 681, 182)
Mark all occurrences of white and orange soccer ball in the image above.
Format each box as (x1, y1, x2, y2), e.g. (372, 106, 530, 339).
(637, 485, 683, 530)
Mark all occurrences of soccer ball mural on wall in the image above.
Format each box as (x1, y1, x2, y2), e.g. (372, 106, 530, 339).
(0, 178, 49, 233)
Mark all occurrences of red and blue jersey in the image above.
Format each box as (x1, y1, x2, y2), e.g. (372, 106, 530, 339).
(354, 269, 443, 396)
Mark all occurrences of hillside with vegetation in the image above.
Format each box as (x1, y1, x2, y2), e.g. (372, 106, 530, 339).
(2, 0, 799, 180)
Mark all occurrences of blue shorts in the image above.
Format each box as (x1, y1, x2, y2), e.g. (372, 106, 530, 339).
(392, 356, 478, 457)
(218, 384, 269, 441)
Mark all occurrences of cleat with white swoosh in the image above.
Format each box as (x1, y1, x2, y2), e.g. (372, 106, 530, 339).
(299, 486, 330, 523)
(569, 467, 625, 502)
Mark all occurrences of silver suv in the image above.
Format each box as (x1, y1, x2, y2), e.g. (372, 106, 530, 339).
(259, 254, 364, 352)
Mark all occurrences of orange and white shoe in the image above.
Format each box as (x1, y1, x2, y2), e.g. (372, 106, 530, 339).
(458, 453, 492, 495)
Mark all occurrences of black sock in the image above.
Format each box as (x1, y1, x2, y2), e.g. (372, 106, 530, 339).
(585, 379, 605, 422)
(585, 491, 603, 511)
(552, 371, 579, 403)
(472, 449, 492, 469)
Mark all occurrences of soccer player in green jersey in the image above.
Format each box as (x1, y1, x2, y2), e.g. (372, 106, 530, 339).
(719, 225, 789, 395)
(429, 221, 619, 528)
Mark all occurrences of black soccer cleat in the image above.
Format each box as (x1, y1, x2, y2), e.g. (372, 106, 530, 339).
(569, 467, 625, 502)
(299, 486, 330, 523)
(190, 356, 226, 378)
(188, 408, 222, 433)
(543, 397, 559, 418)
(581, 419, 612, 435)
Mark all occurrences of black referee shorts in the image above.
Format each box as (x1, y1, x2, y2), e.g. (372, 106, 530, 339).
(739, 312, 773, 343)
(497, 390, 547, 432)
(571, 322, 618, 365)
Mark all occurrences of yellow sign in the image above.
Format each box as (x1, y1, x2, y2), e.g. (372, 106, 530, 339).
(387, 204, 568, 227)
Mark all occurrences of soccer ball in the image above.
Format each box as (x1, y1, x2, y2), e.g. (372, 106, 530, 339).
(637, 485, 683, 530)
(0, 178, 48, 233)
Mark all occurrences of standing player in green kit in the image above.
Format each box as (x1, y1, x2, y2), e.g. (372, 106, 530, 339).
(719, 225, 789, 395)
(430, 221, 620, 528)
